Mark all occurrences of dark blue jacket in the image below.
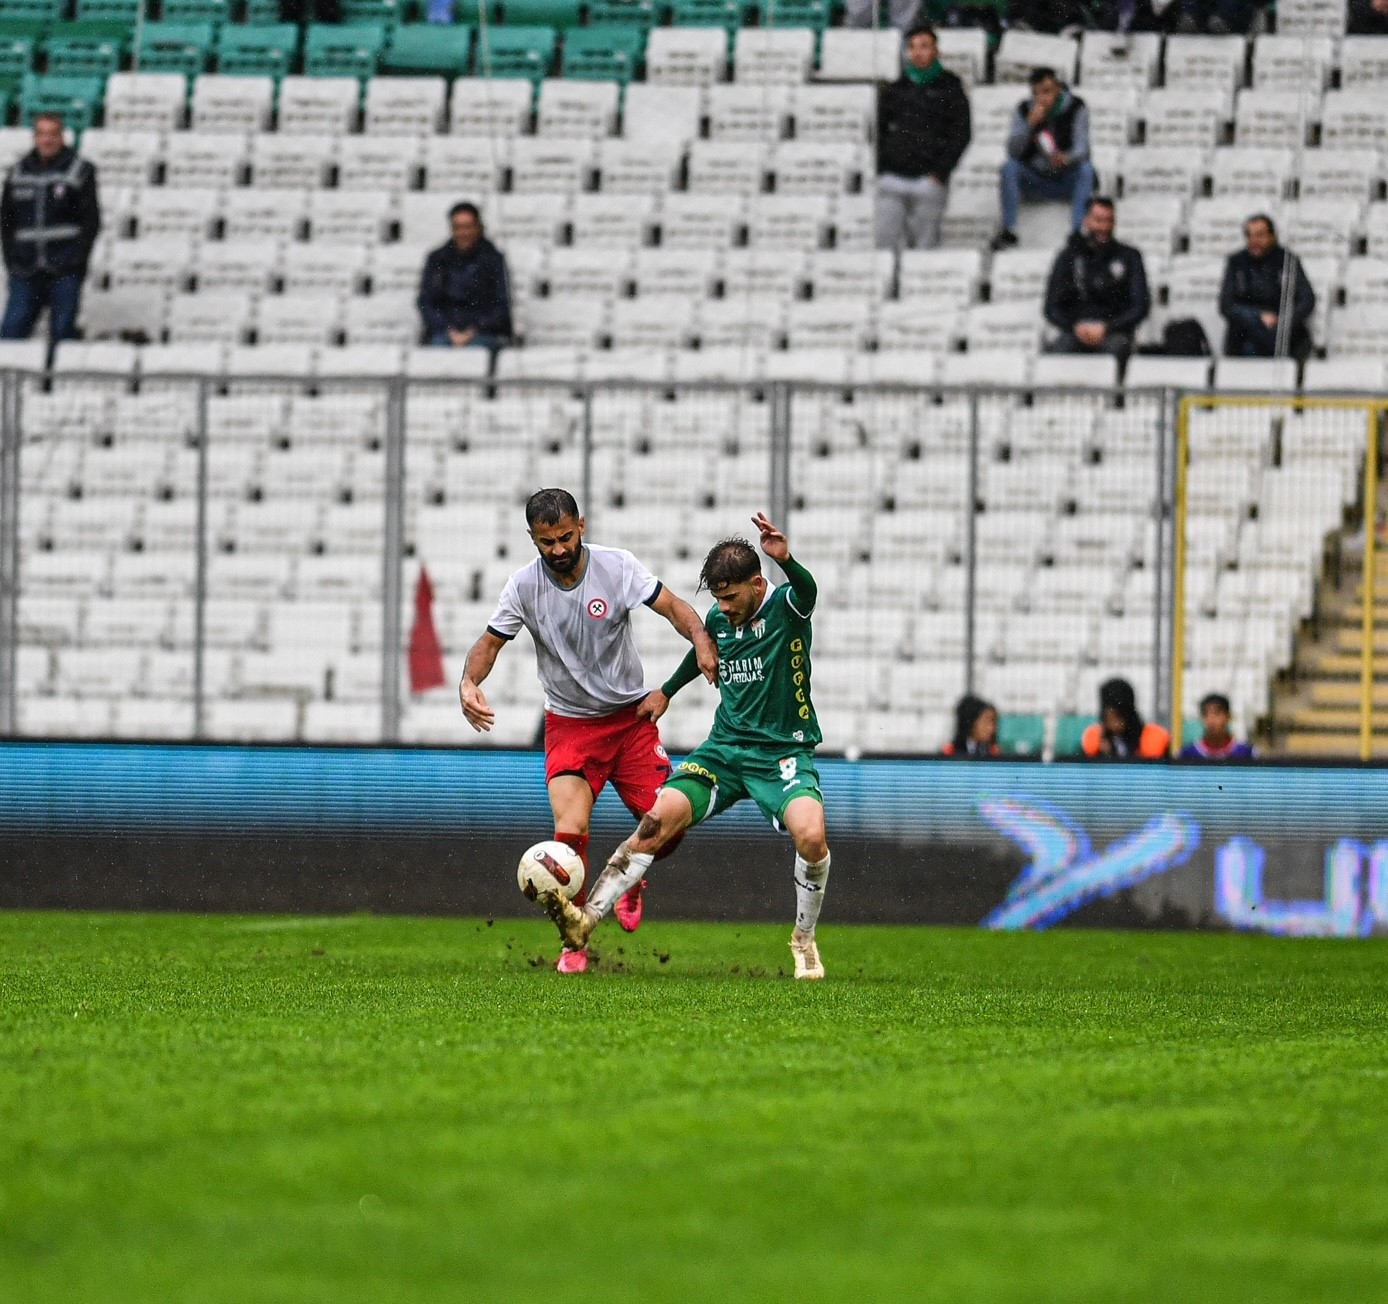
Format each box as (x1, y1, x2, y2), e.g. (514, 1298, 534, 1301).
(1, 147, 101, 278)
(417, 237, 512, 339)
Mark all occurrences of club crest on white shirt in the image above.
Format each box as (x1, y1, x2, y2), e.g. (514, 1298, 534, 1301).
(587, 597, 608, 618)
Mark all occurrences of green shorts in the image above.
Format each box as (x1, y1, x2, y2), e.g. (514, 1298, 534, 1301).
(664, 740, 823, 830)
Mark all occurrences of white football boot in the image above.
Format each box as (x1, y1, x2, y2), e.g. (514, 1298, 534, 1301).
(789, 929, 825, 980)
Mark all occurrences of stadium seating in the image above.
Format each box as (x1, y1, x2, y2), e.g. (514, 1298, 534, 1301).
(2, 14, 1384, 751)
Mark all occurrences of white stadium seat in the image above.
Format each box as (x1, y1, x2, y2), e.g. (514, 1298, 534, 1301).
(191, 74, 275, 134)
(278, 76, 360, 135)
(104, 72, 186, 131)
(364, 75, 446, 135)
(645, 28, 729, 86)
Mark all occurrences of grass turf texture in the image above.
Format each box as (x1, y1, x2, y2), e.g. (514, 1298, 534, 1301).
(2, 914, 1387, 1302)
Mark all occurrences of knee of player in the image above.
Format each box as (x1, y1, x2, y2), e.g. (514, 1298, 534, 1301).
(797, 832, 830, 864)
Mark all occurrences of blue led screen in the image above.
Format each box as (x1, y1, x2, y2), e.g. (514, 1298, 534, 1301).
(1, 743, 1384, 937)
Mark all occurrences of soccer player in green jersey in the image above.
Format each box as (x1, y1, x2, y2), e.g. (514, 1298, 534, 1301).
(541, 512, 832, 980)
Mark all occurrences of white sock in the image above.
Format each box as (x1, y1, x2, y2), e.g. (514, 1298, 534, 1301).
(794, 851, 830, 935)
(588, 850, 654, 918)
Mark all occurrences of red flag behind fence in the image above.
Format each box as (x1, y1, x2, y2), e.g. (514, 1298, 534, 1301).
(408, 566, 447, 694)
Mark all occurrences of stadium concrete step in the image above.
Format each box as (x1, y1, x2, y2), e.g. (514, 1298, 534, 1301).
(1311, 653, 1388, 677)
(1284, 705, 1388, 733)
(1306, 681, 1388, 708)
(1282, 730, 1388, 758)
(1332, 626, 1388, 655)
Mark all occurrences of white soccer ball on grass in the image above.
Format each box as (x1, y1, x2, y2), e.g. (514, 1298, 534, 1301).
(517, 840, 586, 902)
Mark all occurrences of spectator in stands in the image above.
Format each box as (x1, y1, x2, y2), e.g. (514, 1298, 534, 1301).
(992, 68, 1095, 251)
(1166, 0, 1262, 33)
(1042, 197, 1150, 361)
(1348, 0, 1388, 34)
(942, 694, 1000, 757)
(875, 26, 972, 253)
(1180, 693, 1255, 760)
(1082, 677, 1171, 760)
(0, 113, 100, 351)
(418, 202, 512, 350)
(844, 0, 925, 29)
(1218, 214, 1315, 362)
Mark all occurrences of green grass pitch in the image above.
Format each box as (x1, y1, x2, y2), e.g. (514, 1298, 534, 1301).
(3, 911, 1387, 1302)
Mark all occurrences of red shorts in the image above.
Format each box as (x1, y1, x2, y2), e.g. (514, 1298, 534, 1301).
(544, 703, 673, 819)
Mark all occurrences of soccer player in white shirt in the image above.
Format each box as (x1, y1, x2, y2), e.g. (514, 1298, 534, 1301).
(459, 489, 718, 973)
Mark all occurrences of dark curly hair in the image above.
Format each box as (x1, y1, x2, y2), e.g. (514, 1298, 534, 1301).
(699, 537, 761, 592)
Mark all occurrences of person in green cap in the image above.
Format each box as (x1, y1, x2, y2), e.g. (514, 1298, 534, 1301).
(874, 26, 972, 252)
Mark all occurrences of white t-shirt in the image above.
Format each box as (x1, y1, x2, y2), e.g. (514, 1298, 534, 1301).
(486, 544, 662, 718)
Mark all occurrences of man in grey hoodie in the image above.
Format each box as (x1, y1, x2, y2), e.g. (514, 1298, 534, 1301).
(992, 67, 1095, 251)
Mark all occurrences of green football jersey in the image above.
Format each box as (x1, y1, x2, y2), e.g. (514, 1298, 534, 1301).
(704, 582, 821, 750)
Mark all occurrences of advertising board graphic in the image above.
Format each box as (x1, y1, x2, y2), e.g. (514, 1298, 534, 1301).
(0, 742, 1384, 934)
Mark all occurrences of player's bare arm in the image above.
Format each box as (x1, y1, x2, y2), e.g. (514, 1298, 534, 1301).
(647, 586, 718, 683)
(636, 618, 713, 722)
(459, 630, 507, 732)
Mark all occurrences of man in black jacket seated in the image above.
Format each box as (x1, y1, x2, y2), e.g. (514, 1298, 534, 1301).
(0, 113, 100, 349)
(1042, 197, 1149, 361)
(1218, 214, 1315, 360)
(417, 202, 512, 350)
(875, 26, 972, 252)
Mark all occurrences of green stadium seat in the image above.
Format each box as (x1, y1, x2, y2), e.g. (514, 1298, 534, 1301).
(160, 0, 231, 23)
(1053, 714, 1093, 758)
(1182, 718, 1202, 748)
(241, 0, 282, 22)
(339, 0, 402, 27)
(562, 25, 644, 82)
(381, 23, 473, 75)
(0, 0, 60, 25)
(474, 24, 555, 79)
(752, 0, 828, 26)
(20, 71, 105, 130)
(997, 714, 1045, 758)
(44, 21, 128, 77)
(498, 0, 582, 26)
(303, 22, 386, 78)
(136, 22, 215, 77)
(216, 22, 298, 79)
(73, 0, 141, 19)
(0, 76, 15, 120)
(0, 23, 37, 81)
(666, 0, 741, 28)
(588, 0, 655, 27)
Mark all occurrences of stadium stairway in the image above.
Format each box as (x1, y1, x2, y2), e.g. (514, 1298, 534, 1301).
(1274, 525, 1388, 757)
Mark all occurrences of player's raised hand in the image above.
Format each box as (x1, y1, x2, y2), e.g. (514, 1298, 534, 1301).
(460, 678, 495, 732)
(635, 689, 670, 723)
(752, 512, 790, 563)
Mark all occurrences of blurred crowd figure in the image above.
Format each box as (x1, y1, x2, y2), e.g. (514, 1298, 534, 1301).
(1082, 678, 1172, 759)
(417, 201, 512, 351)
(943, 694, 1001, 757)
(1180, 694, 1255, 760)
(847, 0, 1271, 34)
(1042, 196, 1150, 360)
(993, 67, 1094, 249)
(875, 26, 972, 252)
(1218, 215, 1315, 362)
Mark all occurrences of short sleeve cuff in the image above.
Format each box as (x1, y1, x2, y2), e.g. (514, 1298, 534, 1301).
(641, 580, 664, 608)
(485, 625, 516, 642)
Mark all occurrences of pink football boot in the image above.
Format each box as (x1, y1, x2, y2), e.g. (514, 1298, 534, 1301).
(555, 948, 589, 974)
(614, 879, 647, 932)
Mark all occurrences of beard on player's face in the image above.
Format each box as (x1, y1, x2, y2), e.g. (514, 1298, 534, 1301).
(532, 515, 584, 575)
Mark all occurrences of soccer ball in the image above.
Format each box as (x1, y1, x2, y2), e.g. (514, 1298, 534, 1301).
(517, 840, 585, 902)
